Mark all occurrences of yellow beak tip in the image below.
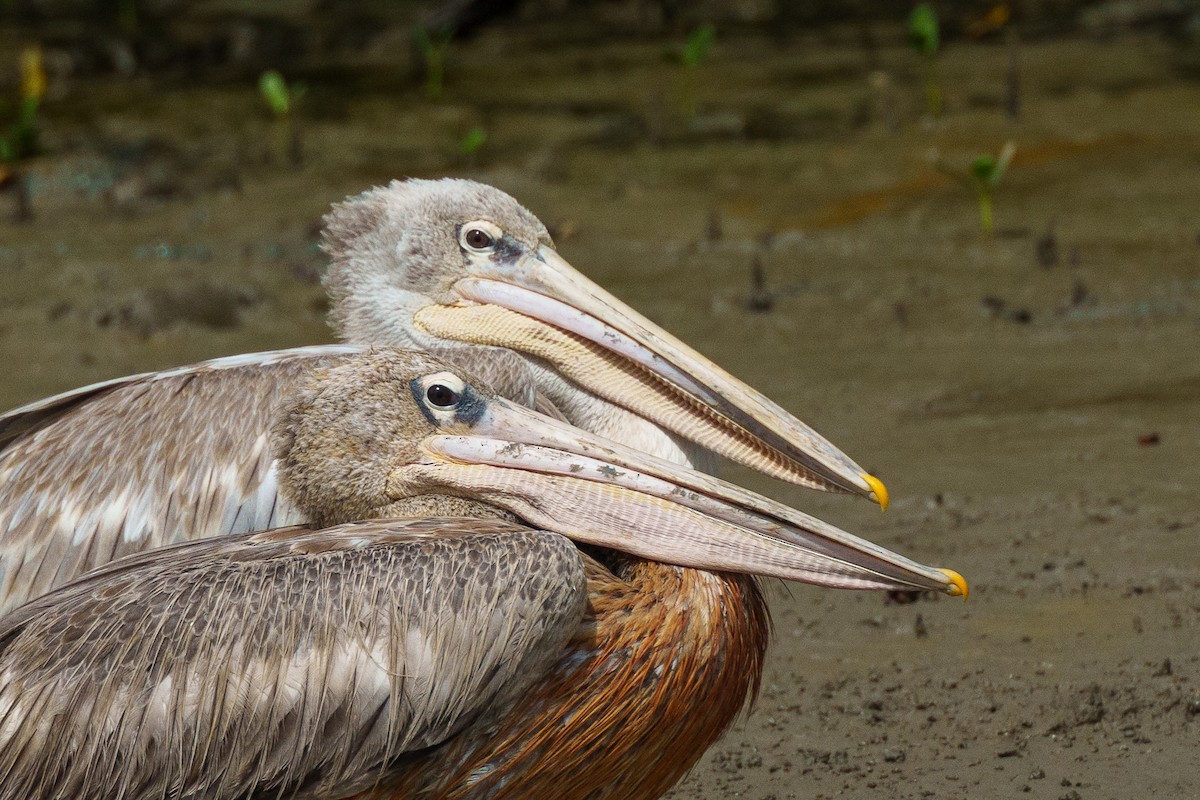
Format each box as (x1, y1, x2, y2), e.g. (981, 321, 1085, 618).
(862, 473, 889, 511)
(938, 568, 969, 599)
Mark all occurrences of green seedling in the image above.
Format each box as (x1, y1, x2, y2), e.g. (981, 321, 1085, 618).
(0, 46, 45, 221)
(414, 26, 454, 101)
(678, 24, 715, 118)
(0, 90, 40, 163)
(258, 70, 306, 168)
(907, 3, 942, 118)
(935, 141, 1016, 236)
(682, 24, 715, 69)
(459, 125, 486, 167)
(460, 126, 486, 156)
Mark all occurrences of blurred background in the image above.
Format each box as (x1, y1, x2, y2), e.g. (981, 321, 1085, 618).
(1, 1, 1198, 797)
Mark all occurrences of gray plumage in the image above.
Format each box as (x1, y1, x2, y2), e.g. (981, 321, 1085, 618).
(320, 179, 668, 450)
(0, 350, 591, 800)
(0, 347, 349, 616)
(0, 520, 586, 800)
(0, 342, 549, 615)
(322, 178, 551, 349)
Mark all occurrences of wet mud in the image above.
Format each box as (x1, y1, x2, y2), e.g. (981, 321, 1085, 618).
(1, 25, 1197, 799)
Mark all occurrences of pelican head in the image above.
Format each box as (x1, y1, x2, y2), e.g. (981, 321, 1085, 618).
(322, 179, 889, 507)
(275, 350, 965, 595)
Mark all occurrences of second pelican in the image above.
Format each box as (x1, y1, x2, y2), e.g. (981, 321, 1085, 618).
(0, 179, 888, 613)
(0, 349, 965, 800)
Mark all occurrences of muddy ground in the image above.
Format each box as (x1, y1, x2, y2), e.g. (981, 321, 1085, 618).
(0, 21, 1197, 799)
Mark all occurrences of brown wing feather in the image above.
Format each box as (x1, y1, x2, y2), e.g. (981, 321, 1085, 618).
(0, 346, 362, 614)
(0, 518, 587, 800)
(0, 345, 557, 615)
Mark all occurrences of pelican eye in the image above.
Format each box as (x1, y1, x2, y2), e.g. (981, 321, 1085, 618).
(464, 227, 494, 251)
(426, 384, 459, 407)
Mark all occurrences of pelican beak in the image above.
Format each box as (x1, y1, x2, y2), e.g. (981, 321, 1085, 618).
(400, 395, 965, 595)
(413, 244, 889, 507)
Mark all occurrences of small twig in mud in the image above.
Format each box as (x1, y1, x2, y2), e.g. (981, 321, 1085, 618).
(705, 208, 722, 243)
(11, 172, 31, 221)
(746, 232, 776, 313)
(1065, 280, 1091, 310)
(1006, 28, 1022, 121)
(868, 70, 900, 133)
(645, 89, 667, 145)
(981, 294, 1032, 324)
(1036, 222, 1059, 268)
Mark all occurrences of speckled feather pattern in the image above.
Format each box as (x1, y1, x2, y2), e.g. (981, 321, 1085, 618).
(0, 519, 587, 800)
(0, 174, 789, 800)
(0, 346, 554, 615)
(0, 348, 357, 615)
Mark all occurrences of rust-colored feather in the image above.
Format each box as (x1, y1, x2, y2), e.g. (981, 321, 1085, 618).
(363, 561, 769, 800)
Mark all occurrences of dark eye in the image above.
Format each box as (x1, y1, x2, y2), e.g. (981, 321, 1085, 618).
(464, 228, 494, 250)
(426, 384, 459, 407)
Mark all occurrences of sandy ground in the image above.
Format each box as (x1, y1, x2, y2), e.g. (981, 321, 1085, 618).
(1, 25, 1197, 798)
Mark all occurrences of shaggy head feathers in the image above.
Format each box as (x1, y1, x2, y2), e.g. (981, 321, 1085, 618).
(273, 349, 498, 528)
(322, 178, 552, 346)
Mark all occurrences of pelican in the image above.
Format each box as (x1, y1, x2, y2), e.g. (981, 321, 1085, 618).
(0, 179, 890, 613)
(0, 350, 965, 800)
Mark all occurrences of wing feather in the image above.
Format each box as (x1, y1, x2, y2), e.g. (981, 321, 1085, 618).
(0, 346, 363, 614)
(0, 518, 587, 800)
(0, 346, 362, 450)
(0, 344, 555, 615)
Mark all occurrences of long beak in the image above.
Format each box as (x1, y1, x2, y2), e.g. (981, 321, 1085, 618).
(396, 397, 965, 595)
(413, 245, 891, 508)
